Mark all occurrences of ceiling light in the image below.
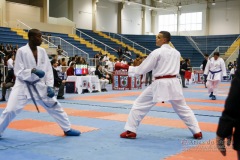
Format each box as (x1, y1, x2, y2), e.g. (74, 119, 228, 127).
(178, 2, 182, 8)
(159, 0, 163, 3)
(212, 0, 216, 5)
(127, 2, 131, 5)
(149, 8, 152, 10)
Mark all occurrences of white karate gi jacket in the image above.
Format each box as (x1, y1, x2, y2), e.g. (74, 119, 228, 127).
(128, 44, 184, 102)
(204, 57, 227, 81)
(13, 44, 54, 100)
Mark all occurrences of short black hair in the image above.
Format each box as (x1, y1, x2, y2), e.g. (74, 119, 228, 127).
(159, 31, 171, 42)
(28, 29, 41, 39)
(204, 54, 209, 57)
(51, 59, 57, 65)
(213, 52, 220, 56)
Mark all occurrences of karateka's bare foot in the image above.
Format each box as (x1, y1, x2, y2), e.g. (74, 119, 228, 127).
(193, 132, 203, 139)
(120, 131, 137, 139)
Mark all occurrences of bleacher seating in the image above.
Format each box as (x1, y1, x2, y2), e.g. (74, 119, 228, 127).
(0, 27, 27, 47)
(123, 34, 203, 67)
(77, 29, 120, 57)
(44, 32, 98, 58)
(191, 35, 239, 54)
(1, 26, 239, 67)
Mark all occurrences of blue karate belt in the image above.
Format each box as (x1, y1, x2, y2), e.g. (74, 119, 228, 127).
(24, 80, 57, 113)
(209, 70, 222, 80)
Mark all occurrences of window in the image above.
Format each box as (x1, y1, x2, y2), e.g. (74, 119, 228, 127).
(180, 12, 202, 31)
(158, 14, 177, 32)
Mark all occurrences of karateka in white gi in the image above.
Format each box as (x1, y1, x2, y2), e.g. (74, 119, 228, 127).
(204, 52, 227, 100)
(0, 29, 80, 137)
(120, 31, 202, 139)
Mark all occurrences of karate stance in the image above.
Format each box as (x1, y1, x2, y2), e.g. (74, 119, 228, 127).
(0, 29, 80, 137)
(204, 52, 227, 100)
(119, 31, 202, 139)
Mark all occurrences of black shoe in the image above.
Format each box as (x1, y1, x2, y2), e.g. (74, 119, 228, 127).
(0, 98, 5, 102)
(209, 92, 213, 98)
(183, 86, 188, 88)
(211, 95, 216, 100)
(57, 96, 65, 99)
(101, 89, 107, 92)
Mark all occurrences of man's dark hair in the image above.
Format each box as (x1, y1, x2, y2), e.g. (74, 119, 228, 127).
(159, 31, 171, 42)
(51, 59, 57, 65)
(28, 29, 40, 39)
(214, 52, 220, 56)
(204, 54, 209, 57)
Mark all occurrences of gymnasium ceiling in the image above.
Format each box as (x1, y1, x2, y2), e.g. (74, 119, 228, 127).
(108, 0, 238, 9)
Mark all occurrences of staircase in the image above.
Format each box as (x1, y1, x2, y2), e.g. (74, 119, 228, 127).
(68, 34, 116, 59)
(95, 31, 146, 57)
(11, 28, 49, 49)
(222, 38, 240, 60)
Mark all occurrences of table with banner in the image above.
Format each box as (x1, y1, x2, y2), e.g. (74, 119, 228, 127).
(112, 70, 142, 90)
(66, 75, 101, 94)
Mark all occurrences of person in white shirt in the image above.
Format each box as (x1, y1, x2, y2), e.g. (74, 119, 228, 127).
(119, 31, 202, 140)
(7, 54, 14, 71)
(0, 29, 80, 138)
(121, 57, 128, 64)
(204, 52, 227, 100)
(230, 65, 236, 80)
(105, 58, 114, 72)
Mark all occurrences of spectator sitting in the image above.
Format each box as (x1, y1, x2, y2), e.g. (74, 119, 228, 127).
(66, 62, 75, 76)
(57, 45, 63, 56)
(121, 57, 128, 64)
(103, 65, 112, 84)
(106, 58, 114, 72)
(0, 43, 4, 52)
(230, 65, 236, 80)
(228, 62, 234, 71)
(7, 54, 14, 71)
(117, 47, 123, 58)
(5, 44, 12, 55)
(95, 65, 109, 92)
(51, 59, 66, 99)
(133, 55, 142, 66)
(0, 65, 15, 101)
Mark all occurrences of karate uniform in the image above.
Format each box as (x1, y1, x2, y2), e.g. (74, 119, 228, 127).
(0, 44, 71, 135)
(204, 57, 227, 96)
(125, 44, 201, 134)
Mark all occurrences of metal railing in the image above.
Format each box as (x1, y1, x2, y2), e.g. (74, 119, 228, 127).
(209, 35, 240, 57)
(209, 46, 230, 57)
(186, 36, 204, 56)
(45, 36, 89, 60)
(225, 46, 239, 65)
(72, 27, 117, 55)
(16, 20, 89, 60)
(106, 32, 152, 54)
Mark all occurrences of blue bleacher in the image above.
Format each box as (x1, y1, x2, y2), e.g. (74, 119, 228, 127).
(0, 27, 28, 47)
(191, 35, 239, 54)
(43, 31, 99, 58)
(123, 34, 203, 67)
(77, 29, 121, 58)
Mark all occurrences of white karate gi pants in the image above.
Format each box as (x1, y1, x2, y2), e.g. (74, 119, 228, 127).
(206, 80, 220, 96)
(100, 79, 109, 89)
(124, 85, 201, 134)
(0, 88, 71, 135)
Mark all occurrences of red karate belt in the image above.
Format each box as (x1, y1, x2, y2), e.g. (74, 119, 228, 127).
(155, 75, 177, 79)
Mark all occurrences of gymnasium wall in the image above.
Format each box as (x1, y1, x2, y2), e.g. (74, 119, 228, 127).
(6, 1, 43, 24)
(96, 0, 118, 33)
(209, 0, 240, 35)
(73, 0, 92, 30)
(49, 0, 68, 18)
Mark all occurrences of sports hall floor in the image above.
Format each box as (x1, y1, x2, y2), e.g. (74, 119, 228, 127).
(0, 82, 237, 160)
